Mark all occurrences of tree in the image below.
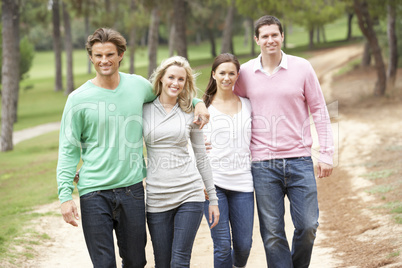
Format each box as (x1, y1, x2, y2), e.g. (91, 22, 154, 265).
(147, 5, 159, 77)
(168, 12, 175, 57)
(237, 0, 344, 49)
(387, 0, 398, 88)
(62, 1, 74, 94)
(1, 0, 20, 151)
(71, 0, 99, 74)
(221, 0, 236, 54)
(52, 0, 63, 91)
(354, 0, 387, 96)
(291, 0, 345, 49)
(126, 0, 136, 74)
(345, 1, 355, 41)
(125, 0, 149, 74)
(174, 0, 188, 58)
(11, 0, 20, 124)
(188, 0, 226, 58)
(361, 40, 372, 66)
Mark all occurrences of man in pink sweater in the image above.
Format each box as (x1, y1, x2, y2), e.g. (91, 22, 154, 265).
(234, 15, 334, 268)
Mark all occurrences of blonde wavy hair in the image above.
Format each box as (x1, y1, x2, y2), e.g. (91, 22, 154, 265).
(150, 56, 198, 113)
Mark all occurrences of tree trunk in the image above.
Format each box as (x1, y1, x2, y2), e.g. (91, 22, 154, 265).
(12, 1, 20, 124)
(112, 0, 119, 29)
(361, 40, 371, 66)
(62, 2, 74, 95)
(147, 6, 159, 78)
(283, 24, 287, 49)
(316, 26, 320, 43)
(104, 0, 112, 26)
(309, 27, 314, 49)
(85, 14, 91, 74)
(174, 0, 188, 59)
(243, 19, 249, 47)
(206, 27, 216, 58)
(129, 27, 136, 74)
(1, 0, 20, 151)
(321, 26, 327, 43)
(169, 19, 175, 57)
(221, 0, 235, 54)
(346, 12, 354, 40)
(250, 17, 255, 57)
(52, 0, 63, 92)
(129, 0, 137, 74)
(195, 33, 202, 46)
(354, 0, 387, 96)
(387, 1, 398, 88)
(230, 39, 234, 55)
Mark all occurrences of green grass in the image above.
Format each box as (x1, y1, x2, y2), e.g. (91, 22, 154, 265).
(366, 185, 394, 194)
(387, 251, 400, 259)
(337, 58, 361, 76)
(393, 215, 402, 224)
(371, 201, 402, 224)
(0, 131, 68, 261)
(362, 169, 396, 180)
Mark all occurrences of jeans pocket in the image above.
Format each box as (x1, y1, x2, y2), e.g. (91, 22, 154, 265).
(127, 185, 145, 200)
(299, 156, 313, 163)
(80, 191, 98, 201)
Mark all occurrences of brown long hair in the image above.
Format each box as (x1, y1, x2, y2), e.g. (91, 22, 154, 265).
(202, 53, 240, 108)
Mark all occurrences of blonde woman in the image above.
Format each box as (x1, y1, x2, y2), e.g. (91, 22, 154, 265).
(142, 56, 220, 268)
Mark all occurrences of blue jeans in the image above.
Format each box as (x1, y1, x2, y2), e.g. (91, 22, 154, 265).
(204, 186, 254, 268)
(80, 182, 147, 268)
(147, 202, 204, 268)
(252, 157, 319, 268)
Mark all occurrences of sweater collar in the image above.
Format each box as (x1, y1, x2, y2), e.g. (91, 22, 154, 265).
(253, 51, 288, 73)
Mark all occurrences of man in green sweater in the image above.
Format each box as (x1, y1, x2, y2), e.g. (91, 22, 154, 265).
(56, 28, 209, 268)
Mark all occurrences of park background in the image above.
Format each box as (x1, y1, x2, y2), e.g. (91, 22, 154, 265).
(0, 0, 401, 267)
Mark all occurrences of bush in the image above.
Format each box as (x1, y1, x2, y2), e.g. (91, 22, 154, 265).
(19, 36, 35, 81)
(0, 34, 35, 84)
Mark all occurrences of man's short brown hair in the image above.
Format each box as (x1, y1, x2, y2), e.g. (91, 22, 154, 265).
(254, 15, 283, 38)
(86, 28, 127, 57)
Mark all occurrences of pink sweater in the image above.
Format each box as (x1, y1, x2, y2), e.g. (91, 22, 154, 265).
(234, 54, 334, 165)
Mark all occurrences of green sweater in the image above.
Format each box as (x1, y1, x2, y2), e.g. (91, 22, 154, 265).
(57, 72, 202, 204)
(57, 72, 155, 203)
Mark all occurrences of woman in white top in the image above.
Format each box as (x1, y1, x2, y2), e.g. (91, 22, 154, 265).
(143, 56, 220, 268)
(202, 53, 254, 268)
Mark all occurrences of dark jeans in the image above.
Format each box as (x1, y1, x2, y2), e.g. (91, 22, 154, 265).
(252, 157, 319, 268)
(80, 182, 147, 268)
(204, 186, 254, 268)
(147, 202, 204, 268)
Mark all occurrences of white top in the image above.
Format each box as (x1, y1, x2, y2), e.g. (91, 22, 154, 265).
(203, 97, 254, 192)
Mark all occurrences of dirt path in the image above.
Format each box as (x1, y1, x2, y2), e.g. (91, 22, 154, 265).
(10, 43, 402, 267)
(13, 122, 60, 145)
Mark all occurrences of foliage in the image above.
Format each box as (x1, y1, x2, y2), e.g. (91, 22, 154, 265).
(291, 0, 345, 30)
(19, 37, 35, 81)
(0, 34, 35, 84)
(27, 24, 54, 51)
(1, 16, 360, 133)
(376, 3, 402, 67)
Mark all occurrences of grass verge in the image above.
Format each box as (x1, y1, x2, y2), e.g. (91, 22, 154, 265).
(0, 131, 69, 263)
